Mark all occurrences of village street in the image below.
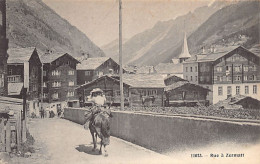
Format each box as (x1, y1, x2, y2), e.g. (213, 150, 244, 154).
(2, 116, 260, 164)
(7, 118, 173, 164)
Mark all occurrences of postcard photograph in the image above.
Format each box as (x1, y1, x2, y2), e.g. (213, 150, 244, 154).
(0, 0, 260, 163)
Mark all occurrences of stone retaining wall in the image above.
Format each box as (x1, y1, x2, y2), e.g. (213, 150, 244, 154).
(64, 108, 260, 152)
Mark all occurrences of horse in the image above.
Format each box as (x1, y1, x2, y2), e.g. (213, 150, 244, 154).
(85, 108, 112, 156)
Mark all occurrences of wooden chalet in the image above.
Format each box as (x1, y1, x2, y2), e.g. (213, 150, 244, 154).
(76, 57, 121, 85)
(7, 47, 42, 116)
(7, 47, 42, 99)
(165, 81, 210, 107)
(40, 52, 80, 109)
(76, 75, 130, 107)
(77, 74, 166, 107)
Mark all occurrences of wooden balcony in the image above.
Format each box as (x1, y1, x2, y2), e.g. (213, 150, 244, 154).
(7, 75, 22, 83)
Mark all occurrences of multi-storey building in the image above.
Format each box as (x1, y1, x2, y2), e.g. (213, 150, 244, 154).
(0, 0, 8, 96)
(7, 47, 42, 115)
(184, 46, 260, 104)
(77, 57, 120, 85)
(41, 52, 80, 109)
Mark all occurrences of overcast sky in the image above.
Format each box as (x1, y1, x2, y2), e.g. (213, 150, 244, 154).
(42, 0, 212, 47)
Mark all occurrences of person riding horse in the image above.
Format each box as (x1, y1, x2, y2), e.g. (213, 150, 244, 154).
(84, 88, 107, 128)
(84, 88, 112, 155)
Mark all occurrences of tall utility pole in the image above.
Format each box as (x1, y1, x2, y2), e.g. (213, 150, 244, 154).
(119, 0, 124, 110)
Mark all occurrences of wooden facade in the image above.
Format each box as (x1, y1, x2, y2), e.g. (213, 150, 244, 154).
(77, 74, 166, 107)
(77, 57, 120, 85)
(7, 48, 42, 101)
(165, 82, 209, 107)
(77, 75, 130, 107)
(41, 53, 79, 104)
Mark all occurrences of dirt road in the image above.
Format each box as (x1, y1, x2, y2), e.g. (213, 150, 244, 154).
(8, 118, 172, 164)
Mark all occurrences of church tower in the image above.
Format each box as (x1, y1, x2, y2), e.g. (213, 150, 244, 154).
(178, 32, 191, 63)
(0, 0, 8, 96)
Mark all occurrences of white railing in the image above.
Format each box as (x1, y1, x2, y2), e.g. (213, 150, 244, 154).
(7, 75, 21, 83)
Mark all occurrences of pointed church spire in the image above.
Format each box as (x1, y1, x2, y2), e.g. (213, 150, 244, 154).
(179, 32, 191, 63)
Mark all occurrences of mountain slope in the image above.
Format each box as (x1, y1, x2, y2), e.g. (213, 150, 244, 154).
(102, 1, 230, 66)
(103, 1, 260, 66)
(6, 0, 105, 57)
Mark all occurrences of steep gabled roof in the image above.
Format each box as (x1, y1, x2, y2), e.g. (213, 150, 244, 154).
(76, 75, 130, 90)
(184, 46, 260, 64)
(165, 81, 210, 92)
(40, 52, 80, 64)
(155, 63, 183, 74)
(164, 75, 187, 83)
(7, 47, 36, 64)
(76, 57, 110, 70)
(122, 74, 166, 88)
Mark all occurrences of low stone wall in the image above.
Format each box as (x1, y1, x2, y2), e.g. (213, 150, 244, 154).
(64, 108, 260, 153)
(63, 108, 87, 125)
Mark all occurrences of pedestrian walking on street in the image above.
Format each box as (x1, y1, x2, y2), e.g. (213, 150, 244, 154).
(40, 107, 45, 119)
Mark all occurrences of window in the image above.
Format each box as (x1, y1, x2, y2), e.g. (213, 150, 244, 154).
(200, 76, 204, 82)
(236, 86, 240, 95)
(148, 90, 157, 96)
(235, 76, 241, 81)
(253, 85, 257, 94)
(52, 81, 61, 87)
(186, 67, 188, 72)
(190, 67, 193, 72)
(227, 86, 232, 95)
(249, 75, 256, 81)
(43, 71, 47, 76)
(226, 66, 230, 71)
(216, 66, 222, 72)
(234, 65, 241, 72)
(218, 86, 223, 96)
(195, 76, 197, 81)
(67, 91, 74, 97)
(51, 70, 61, 76)
(0, 74, 4, 87)
(32, 84, 37, 91)
(67, 60, 71, 65)
(31, 68, 37, 78)
(243, 66, 248, 72)
(68, 81, 75, 86)
(195, 66, 197, 72)
(8, 69, 12, 75)
(245, 86, 249, 94)
(43, 93, 47, 99)
(243, 75, 248, 81)
(252, 65, 257, 71)
(68, 70, 74, 75)
(43, 82, 47, 87)
(226, 76, 231, 81)
(186, 76, 188, 80)
(190, 76, 193, 81)
(85, 71, 91, 76)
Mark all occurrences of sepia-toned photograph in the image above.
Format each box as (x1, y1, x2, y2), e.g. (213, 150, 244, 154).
(0, 0, 260, 163)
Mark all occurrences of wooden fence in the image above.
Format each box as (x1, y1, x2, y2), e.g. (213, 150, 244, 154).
(0, 110, 23, 153)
